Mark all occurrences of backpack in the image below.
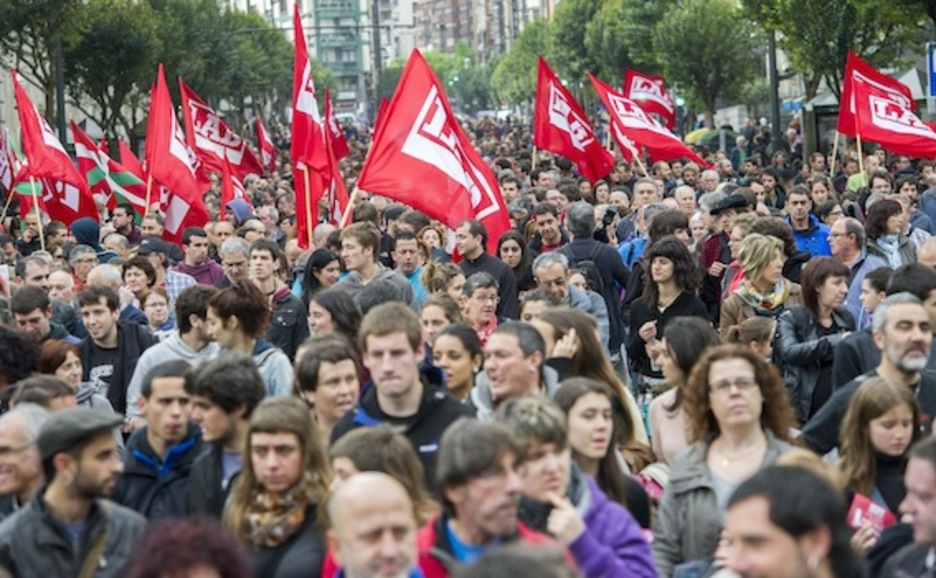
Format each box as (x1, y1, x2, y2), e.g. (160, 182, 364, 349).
(559, 243, 606, 297)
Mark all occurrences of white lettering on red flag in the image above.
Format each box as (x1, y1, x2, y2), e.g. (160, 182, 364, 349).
(547, 82, 596, 152)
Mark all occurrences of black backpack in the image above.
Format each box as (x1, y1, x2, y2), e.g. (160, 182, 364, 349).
(559, 243, 606, 297)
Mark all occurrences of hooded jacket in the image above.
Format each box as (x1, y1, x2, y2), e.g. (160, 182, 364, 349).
(112, 424, 204, 520)
(252, 340, 294, 397)
(265, 285, 309, 361)
(76, 384, 125, 452)
(468, 365, 562, 421)
(80, 321, 159, 416)
(172, 260, 225, 286)
(331, 367, 476, 489)
(69, 217, 118, 263)
(225, 198, 254, 227)
(518, 467, 656, 578)
(786, 213, 831, 257)
(125, 331, 220, 419)
(337, 267, 418, 310)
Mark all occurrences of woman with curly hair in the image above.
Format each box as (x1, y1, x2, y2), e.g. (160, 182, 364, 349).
(628, 236, 707, 388)
(652, 345, 796, 576)
(720, 233, 803, 339)
(865, 198, 916, 268)
(420, 259, 466, 305)
(498, 230, 536, 294)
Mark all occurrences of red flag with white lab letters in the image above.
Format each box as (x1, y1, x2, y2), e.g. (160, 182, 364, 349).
(838, 51, 915, 138)
(179, 79, 264, 179)
(255, 116, 276, 174)
(534, 57, 613, 184)
(324, 91, 350, 161)
(590, 73, 708, 167)
(356, 49, 509, 254)
(854, 74, 936, 158)
(623, 70, 677, 129)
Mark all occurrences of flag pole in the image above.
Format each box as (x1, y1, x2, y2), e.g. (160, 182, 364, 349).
(856, 132, 865, 183)
(303, 166, 314, 249)
(144, 174, 153, 215)
(634, 154, 650, 178)
(531, 147, 537, 170)
(339, 188, 358, 229)
(29, 177, 45, 252)
(828, 131, 840, 178)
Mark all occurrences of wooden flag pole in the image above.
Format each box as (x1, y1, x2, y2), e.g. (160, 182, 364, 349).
(339, 188, 358, 230)
(828, 131, 840, 177)
(531, 146, 537, 170)
(303, 166, 314, 249)
(29, 178, 45, 252)
(634, 154, 651, 178)
(856, 132, 865, 184)
(144, 174, 153, 215)
(0, 190, 15, 225)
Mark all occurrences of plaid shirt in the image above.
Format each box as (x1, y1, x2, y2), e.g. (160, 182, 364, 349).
(163, 269, 197, 310)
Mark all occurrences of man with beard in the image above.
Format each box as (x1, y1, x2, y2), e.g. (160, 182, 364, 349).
(803, 293, 936, 454)
(417, 419, 557, 575)
(0, 407, 146, 575)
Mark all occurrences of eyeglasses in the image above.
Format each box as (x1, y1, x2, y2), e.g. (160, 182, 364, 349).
(710, 378, 758, 394)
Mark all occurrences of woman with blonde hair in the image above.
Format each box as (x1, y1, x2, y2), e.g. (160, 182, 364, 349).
(224, 397, 330, 577)
(652, 345, 796, 576)
(720, 233, 802, 338)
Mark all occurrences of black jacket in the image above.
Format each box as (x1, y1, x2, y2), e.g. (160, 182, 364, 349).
(331, 367, 476, 488)
(112, 424, 204, 520)
(265, 287, 310, 361)
(188, 442, 238, 518)
(628, 292, 709, 378)
(459, 252, 519, 319)
(777, 306, 854, 421)
(832, 328, 880, 390)
(801, 370, 936, 455)
(80, 321, 159, 415)
(558, 238, 630, 350)
(250, 504, 325, 578)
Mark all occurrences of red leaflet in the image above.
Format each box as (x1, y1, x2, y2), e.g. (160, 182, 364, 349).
(356, 50, 509, 254)
(534, 57, 613, 184)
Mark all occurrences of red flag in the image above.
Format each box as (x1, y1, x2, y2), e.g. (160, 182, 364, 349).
(12, 70, 98, 224)
(534, 57, 613, 184)
(179, 79, 264, 179)
(854, 75, 936, 158)
(374, 97, 391, 136)
(72, 121, 148, 217)
(623, 70, 677, 129)
(255, 116, 276, 174)
(145, 64, 209, 244)
(118, 139, 146, 182)
(589, 73, 708, 168)
(219, 157, 246, 221)
(0, 130, 13, 194)
(145, 65, 203, 203)
(324, 91, 350, 160)
(356, 50, 509, 254)
(323, 107, 350, 227)
(290, 5, 328, 248)
(837, 51, 915, 138)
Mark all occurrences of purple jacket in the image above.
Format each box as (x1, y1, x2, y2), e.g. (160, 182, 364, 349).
(569, 475, 658, 578)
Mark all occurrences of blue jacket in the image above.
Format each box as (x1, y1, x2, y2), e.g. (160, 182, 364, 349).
(787, 214, 831, 257)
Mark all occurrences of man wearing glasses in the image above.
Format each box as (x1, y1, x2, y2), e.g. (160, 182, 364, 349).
(531, 252, 609, 348)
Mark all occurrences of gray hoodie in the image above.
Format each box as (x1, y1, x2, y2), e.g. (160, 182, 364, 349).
(337, 267, 418, 310)
(77, 383, 125, 452)
(125, 331, 220, 419)
(468, 366, 562, 421)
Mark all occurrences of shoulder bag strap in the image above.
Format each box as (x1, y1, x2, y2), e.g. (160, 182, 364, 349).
(77, 502, 109, 578)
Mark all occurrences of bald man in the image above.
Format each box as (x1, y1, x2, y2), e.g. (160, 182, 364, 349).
(327, 472, 419, 578)
(919, 237, 936, 269)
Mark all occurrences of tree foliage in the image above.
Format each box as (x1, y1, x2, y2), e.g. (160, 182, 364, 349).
(548, 0, 602, 85)
(491, 19, 550, 105)
(583, 0, 674, 83)
(655, 0, 758, 123)
(744, 0, 921, 101)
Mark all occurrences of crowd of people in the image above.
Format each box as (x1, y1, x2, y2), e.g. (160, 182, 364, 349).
(0, 114, 935, 578)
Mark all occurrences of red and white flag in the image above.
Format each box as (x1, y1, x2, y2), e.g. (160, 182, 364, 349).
(323, 103, 350, 225)
(12, 70, 98, 224)
(72, 122, 148, 216)
(0, 130, 14, 194)
(356, 49, 509, 254)
(290, 4, 328, 247)
(854, 74, 936, 158)
(179, 79, 263, 179)
(623, 70, 677, 129)
(220, 157, 246, 221)
(118, 139, 146, 182)
(255, 116, 276, 174)
(324, 91, 350, 161)
(534, 57, 613, 184)
(145, 64, 209, 243)
(590, 73, 707, 168)
(838, 51, 915, 138)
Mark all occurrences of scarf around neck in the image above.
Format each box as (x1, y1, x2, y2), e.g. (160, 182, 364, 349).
(737, 278, 792, 313)
(247, 483, 311, 549)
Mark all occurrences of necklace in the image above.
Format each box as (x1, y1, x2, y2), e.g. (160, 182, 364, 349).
(715, 441, 765, 467)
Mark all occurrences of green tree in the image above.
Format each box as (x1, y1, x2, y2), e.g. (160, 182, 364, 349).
(0, 0, 82, 122)
(655, 0, 758, 124)
(549, 0, 602, 86)
(584, 0, 675, 83)
(491, 19, 550, 105)
(744, 0, 920, 100)
(65, 0, 161, 138)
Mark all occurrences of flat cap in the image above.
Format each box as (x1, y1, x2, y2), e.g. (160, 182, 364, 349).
(137, 237, 170, 256)
(38, 408, 123, 460)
